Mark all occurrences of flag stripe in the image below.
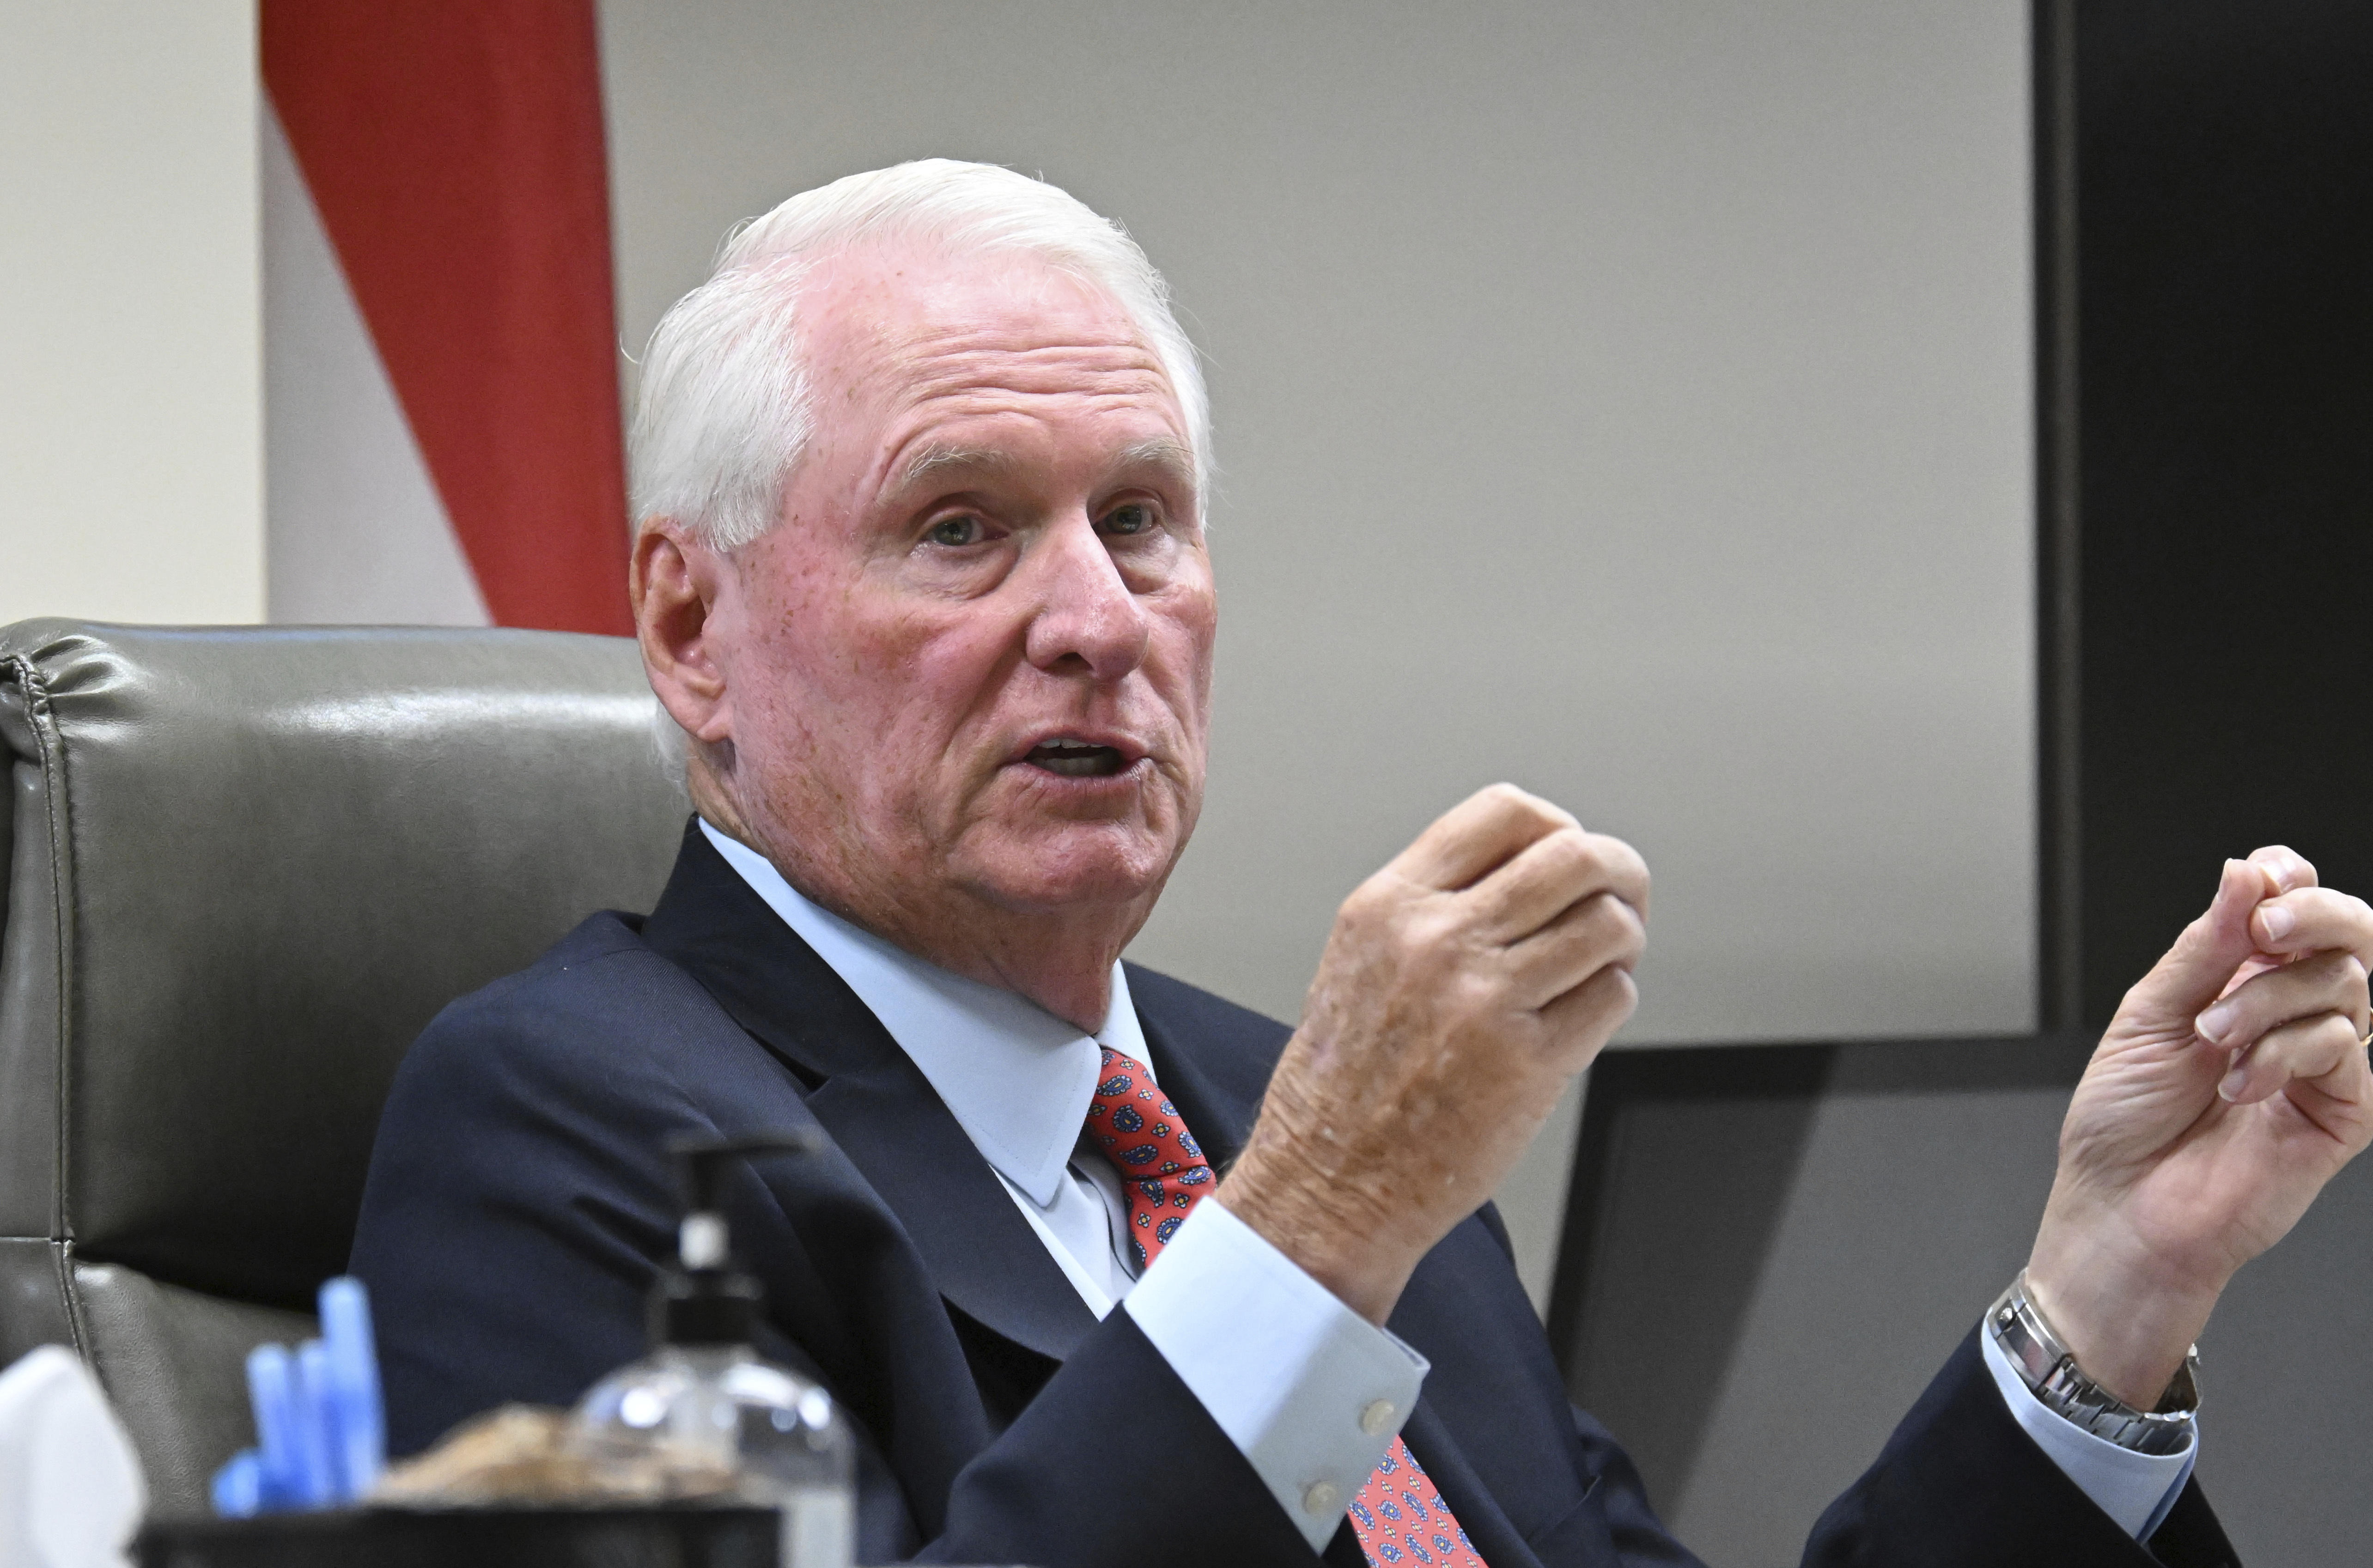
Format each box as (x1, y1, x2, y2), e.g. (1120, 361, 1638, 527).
(262, 0, 630, 634)
(262, 101, 490, 627)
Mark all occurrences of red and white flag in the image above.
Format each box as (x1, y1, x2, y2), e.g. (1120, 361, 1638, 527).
(262, 0, 630, 633)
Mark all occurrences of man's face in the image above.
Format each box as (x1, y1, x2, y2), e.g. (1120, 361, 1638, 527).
(706, 247, 1214, 937)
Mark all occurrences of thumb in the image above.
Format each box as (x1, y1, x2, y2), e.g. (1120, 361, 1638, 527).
(2121, 858, 2275, 1024)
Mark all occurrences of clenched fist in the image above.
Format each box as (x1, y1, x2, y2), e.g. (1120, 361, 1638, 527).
(1217, 784, 1649, 1323)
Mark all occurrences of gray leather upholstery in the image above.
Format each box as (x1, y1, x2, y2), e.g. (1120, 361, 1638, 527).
(0, 620, 688, 1513)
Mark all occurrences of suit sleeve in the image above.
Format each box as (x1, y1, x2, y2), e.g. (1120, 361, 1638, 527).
(350, 976, 679, 1453)
(1797, 1330, 2239, 1568)
(1548, 1336, 2236, 1568)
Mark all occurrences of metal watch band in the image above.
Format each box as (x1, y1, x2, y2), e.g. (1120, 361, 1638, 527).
(1987, 1272, 2200, 1457)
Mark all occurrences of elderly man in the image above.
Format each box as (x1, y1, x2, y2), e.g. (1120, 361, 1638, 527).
(352, 161, 2372, 1567)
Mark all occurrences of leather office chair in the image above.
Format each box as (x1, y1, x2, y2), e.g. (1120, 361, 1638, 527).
(0, 620, 688, 1513)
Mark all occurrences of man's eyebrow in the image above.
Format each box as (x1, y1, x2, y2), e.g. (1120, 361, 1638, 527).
(893, 444, 1019, 492)
(892, 436, 1197, 494)
(1114, 437, 1196, 480)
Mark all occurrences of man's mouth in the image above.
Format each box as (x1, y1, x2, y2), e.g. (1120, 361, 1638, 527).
(1023, 738, 1130, 778)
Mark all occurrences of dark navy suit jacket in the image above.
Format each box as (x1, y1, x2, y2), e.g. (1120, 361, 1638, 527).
(351, 825, 2239, 1567)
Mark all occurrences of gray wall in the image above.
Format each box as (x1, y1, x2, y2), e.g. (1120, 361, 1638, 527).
(0, 1, 262, 625)
(596, 0, 2036, 1299)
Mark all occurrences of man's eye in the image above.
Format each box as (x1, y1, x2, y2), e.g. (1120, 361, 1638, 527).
(1101, 503, 1155, 536)
(926, 516, 985, 547)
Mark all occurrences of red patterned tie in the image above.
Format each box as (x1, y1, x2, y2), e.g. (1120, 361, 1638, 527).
(1084, 1046, 1488, 1568)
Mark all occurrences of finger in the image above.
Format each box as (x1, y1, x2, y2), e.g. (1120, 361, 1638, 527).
(2194, 949, 2371, 1051)
(2218, 1010, 2365, 1106)
(1537, 961, 1638, 1073)
(1468, 827, 1650, 944)
(1387, 782, 1579, 893)
(1505, 890, 1645, 1009)
(2245, 844, 2318, 894)
(2122, 857, 2284, 1021)
(2251, 887, 2373, 974)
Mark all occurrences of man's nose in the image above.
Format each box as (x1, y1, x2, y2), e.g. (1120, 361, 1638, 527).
(1020, 513, 1151, 680)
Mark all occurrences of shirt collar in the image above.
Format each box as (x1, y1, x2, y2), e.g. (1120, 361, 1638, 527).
(699, 819, 1150, 1207)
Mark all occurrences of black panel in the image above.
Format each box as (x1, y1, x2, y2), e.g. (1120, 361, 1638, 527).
(2068, 0, 2373, 1023)
(2035, 0, 2082, 1030)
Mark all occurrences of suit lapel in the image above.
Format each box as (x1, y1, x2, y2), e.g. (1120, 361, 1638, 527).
(642, 823, 1098, 1365)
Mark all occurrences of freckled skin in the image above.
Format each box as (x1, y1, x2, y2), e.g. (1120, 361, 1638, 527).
(634, 247, 1214, 1031)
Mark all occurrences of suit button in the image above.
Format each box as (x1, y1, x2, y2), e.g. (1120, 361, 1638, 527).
(1302, 1481, 1341, 1515)
(1360, 1399, 1396, 1436)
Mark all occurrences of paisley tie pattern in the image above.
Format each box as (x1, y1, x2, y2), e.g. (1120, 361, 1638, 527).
(1083, 1046, 1489, 1568)
(1342, 1442, 1485, 1568)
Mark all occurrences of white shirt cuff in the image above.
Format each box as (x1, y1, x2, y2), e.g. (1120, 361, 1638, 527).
(1123, 1199, 1427, 1551)
(1978, 1317, 2195, 1539)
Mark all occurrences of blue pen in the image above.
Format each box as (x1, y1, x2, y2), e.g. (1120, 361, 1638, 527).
(246, 1344, 304, 1508)
(292, 1340, 341, 1506)
(211, 1449, 264, 1517)
(319, 1276, 387, 1498)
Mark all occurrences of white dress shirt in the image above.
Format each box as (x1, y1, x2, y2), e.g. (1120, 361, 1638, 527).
(701, 820, 2194, 1546)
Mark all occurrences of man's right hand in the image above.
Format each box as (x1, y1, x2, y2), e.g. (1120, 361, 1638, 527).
(1217, 783, 1649, 1323)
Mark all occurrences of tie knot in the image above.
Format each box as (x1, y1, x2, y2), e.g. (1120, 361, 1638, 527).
(1083, 1045, 1214, 1268)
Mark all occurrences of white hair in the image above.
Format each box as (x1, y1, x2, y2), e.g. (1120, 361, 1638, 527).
(629, 158, 1210, 552)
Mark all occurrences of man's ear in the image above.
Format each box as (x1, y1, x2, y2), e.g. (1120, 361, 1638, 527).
(631, 519, 735, 745)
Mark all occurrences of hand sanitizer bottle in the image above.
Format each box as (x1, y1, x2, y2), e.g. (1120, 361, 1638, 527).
(571, 1134, 855, 1567)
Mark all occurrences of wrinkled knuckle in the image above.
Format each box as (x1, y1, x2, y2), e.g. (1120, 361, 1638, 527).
(1611, 902, 1649, 960)
(1579, 889, 1635, 944)
(1392, 917, 1461, 986)
(1403, 903, 1459, 951)
(1479, 780, 1530, 815)
(1549, 827, 1600, 879)
(1570, 966, 1640, 1034)
(1446, 968, 1505, 1026)
(1339, 879, 1395, 928)
(1494, 780, 1574, 832)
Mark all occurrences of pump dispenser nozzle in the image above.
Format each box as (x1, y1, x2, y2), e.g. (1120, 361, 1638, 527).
(655, 1132, 821, 1348)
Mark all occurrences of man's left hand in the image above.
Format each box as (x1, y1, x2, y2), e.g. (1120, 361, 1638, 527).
(2026, 846, 2373, 1409)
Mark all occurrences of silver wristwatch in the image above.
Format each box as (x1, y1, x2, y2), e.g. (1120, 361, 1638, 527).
(1987, 1272, 2200, 1456)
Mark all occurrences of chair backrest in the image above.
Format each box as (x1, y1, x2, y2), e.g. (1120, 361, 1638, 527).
(0, 620, 689, 1512)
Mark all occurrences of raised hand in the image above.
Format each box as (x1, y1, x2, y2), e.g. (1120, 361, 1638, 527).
(1217, 784, 1649, 1323)
(2026, 847, 2373, 1407)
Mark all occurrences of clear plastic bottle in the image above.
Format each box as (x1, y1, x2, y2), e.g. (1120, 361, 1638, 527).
(570, 1136, 856, 1567)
